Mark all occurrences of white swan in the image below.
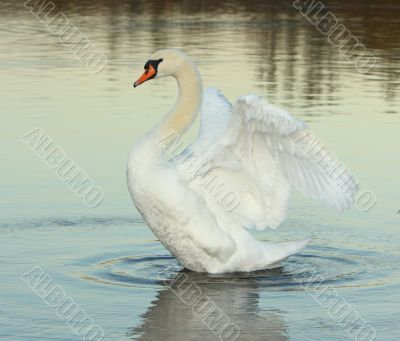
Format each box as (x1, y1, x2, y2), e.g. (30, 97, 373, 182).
(127, 49, 356, 273)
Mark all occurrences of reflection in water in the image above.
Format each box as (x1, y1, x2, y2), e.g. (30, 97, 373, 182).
(129, 270, 288, 341)
(1, 0, 399, 105)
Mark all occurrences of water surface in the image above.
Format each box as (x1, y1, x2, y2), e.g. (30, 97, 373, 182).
(1, 1, 399, 340)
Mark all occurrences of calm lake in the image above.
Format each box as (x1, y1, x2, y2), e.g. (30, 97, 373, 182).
(1, 0, 399, 340)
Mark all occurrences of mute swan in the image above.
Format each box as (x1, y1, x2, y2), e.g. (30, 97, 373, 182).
(127, 49, 356, 273)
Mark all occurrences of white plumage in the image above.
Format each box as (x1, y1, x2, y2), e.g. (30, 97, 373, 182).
(127, 49, 356, 273)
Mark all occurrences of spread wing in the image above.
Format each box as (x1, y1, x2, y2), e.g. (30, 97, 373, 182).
(178, 90, 357, 230)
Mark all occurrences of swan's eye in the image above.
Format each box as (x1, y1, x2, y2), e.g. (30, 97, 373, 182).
(143, 59, 163, 72)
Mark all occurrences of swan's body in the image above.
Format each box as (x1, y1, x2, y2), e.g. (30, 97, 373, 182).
(127, 49, 356, 273)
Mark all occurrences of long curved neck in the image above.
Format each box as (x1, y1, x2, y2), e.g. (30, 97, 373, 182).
(151, 58, 203, 148)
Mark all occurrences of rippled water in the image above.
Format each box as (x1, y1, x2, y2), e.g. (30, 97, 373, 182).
(1, 0, 399, 340)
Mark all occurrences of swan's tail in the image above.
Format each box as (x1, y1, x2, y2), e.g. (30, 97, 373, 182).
(262, 237, 311, 269)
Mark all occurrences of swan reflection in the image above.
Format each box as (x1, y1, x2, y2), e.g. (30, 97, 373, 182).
(129, 269, 288, 341)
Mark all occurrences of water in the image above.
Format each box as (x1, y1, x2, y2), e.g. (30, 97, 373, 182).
(1, 0, 399, 340)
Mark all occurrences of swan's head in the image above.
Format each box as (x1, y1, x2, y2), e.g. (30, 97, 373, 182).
(133, 49, 187, 87)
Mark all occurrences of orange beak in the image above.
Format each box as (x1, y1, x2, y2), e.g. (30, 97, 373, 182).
(133, 65, 156, 87)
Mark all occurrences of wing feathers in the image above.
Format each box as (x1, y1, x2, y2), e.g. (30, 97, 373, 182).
(181, 91, 356, 231)
(226, 94, 356, 226)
